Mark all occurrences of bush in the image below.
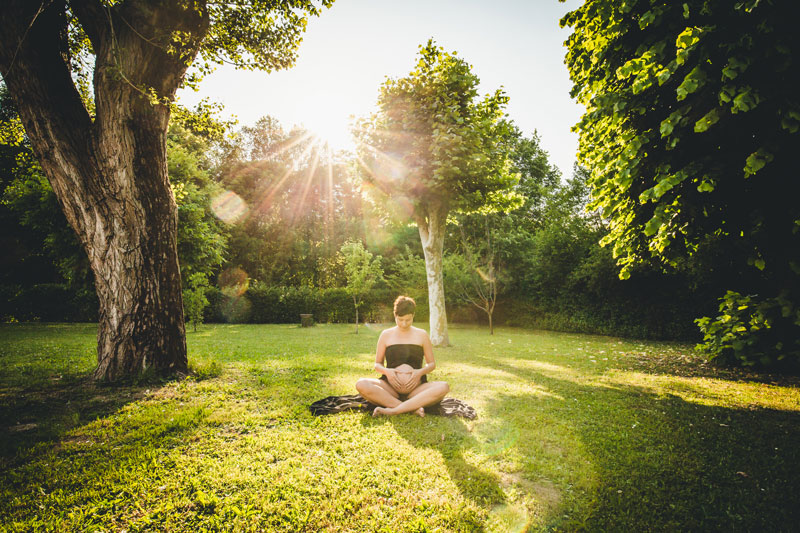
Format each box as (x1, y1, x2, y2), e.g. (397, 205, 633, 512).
(206, 284, 421, 325)
(493, 296, 699, 341)
(696, 291, 800, 370)
(1, 284, 98, 322)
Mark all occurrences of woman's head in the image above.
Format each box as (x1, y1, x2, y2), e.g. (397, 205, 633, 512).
(393, 295, 416, 317)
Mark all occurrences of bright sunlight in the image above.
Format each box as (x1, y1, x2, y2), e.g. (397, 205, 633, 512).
(300, 104, 355, 153)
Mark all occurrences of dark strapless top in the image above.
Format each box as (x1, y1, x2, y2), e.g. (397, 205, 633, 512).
(380, 343, 428, 384)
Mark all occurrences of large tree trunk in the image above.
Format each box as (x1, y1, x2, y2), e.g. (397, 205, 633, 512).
(416, 200, 450, 347)
(0, 0, 208, 380)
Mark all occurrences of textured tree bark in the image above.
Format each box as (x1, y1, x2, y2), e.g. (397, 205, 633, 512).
(0, 0, 208, 380)
(416, 200, 450, 347)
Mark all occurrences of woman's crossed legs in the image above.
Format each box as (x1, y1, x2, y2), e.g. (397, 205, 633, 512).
(356, 378, 449, 417)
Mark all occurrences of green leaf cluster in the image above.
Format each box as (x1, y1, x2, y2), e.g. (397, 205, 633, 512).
(354, 39, 521, 217)
(696, 290, 800, 368)
(562, 0, 800, 365)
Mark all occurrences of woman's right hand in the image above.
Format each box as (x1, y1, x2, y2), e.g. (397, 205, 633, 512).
(386, 368, 403, 391)
(385, 369, 410, 393)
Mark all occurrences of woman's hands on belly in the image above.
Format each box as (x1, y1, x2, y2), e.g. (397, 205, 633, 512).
(392, 364, 420, 394)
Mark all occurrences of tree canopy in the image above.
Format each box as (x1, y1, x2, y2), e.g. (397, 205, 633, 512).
(562, 0, 800, 367)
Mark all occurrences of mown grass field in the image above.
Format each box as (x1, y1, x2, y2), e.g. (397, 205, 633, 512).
(1, 322, 799, 531)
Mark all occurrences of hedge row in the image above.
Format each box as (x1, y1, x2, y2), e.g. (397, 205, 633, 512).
(0, 283, 698, 341)
(0, 283, 429, 325)
(0, 284, 98, 322)
(206, 284, 430, 324)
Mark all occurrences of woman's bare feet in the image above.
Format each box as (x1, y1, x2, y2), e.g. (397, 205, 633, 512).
(372, 406, 425, 417)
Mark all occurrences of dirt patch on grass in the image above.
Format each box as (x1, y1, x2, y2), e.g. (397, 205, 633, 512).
(499, 471, 562, 509)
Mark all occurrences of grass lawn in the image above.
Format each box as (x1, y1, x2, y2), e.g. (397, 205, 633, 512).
(1, 322, 799, 531)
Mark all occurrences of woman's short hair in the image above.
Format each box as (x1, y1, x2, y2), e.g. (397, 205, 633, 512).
(393, 295, 416, 316)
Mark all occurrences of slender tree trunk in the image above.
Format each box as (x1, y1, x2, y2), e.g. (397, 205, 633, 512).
(416, 200, 450, 346)
(0, 0, 208, 380)
(354, 295, 359, 334)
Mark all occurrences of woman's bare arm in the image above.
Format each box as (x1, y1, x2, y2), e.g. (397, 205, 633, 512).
(374, 329, 402, 389)
(409, 330, 436, 383)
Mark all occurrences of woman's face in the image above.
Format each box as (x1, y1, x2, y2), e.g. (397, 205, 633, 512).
(395, 313, 413, 330)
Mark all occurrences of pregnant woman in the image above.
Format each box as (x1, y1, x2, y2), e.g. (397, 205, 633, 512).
(355, 296, 450, 417)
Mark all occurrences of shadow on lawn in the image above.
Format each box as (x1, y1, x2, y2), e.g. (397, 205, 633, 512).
(475, 354, 800, 531)
(364, 414, 507, 509)
(0, 373, 182, 467)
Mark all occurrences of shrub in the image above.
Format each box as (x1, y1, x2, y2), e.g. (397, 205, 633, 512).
(0, 284, 98, 322)
(696, 291, 800, 370)
(207, 285, 420, 325)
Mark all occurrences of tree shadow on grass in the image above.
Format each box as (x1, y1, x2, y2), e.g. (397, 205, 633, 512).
(361, 413, 507, 510)
(0, 374, 138, 464)
(0, 371, 202, 468)
(472, 355, 800, 531)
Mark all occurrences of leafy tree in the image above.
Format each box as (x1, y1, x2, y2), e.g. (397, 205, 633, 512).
(0, 0, 332, 380)
(183, 272, 210, 333)
(509, 127, 562, 226)
(562, 0, 800, 367)
(168, 122, 228, 284)
(340, 240, 384, 333)
(355, 40, 520, 346)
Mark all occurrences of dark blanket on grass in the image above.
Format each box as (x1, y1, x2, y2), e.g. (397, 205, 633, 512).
(309, 394, 477, 419)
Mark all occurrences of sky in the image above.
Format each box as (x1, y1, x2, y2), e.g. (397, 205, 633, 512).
(177, 0, 585, 178)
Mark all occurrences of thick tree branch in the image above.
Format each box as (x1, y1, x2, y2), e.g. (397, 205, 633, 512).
(68, 0, 108, 54)
(0, 0, 96, 241)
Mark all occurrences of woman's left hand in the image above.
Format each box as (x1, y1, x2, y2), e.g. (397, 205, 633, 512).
(404, 369, 423, 391)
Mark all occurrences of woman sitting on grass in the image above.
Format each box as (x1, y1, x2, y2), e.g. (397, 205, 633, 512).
(355, 296, 450, 417)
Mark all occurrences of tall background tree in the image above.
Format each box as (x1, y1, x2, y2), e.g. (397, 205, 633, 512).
(0, 0, 333, 380)
(354, 40, 520, 346)
(562, 0, 800, 368)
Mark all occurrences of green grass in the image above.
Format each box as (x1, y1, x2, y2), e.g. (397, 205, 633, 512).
(1, 322, 799, 531)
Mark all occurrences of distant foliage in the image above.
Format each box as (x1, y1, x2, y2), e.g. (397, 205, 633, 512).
(207, 284, 400, 325)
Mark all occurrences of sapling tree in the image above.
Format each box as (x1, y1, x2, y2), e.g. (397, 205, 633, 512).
(183, 273, 210, 333)
(340, 240, 384, 333)
(448, 216, 503, 335)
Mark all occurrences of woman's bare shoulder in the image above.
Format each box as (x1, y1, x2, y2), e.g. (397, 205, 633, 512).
(411, 327, 430, 343)
(378, 326, 397, 341)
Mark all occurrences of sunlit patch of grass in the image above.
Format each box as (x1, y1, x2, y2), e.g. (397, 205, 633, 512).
(1, 322, 799, 531)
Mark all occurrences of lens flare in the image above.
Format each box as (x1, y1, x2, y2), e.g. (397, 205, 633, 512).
(488, 502, 530, 533)
(480, 423, 520, 456)
(211, 190, 248, 223)
(219, 267, 249, 297)
(218, 267, 251, 323)
(220, 295, 252, 323)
